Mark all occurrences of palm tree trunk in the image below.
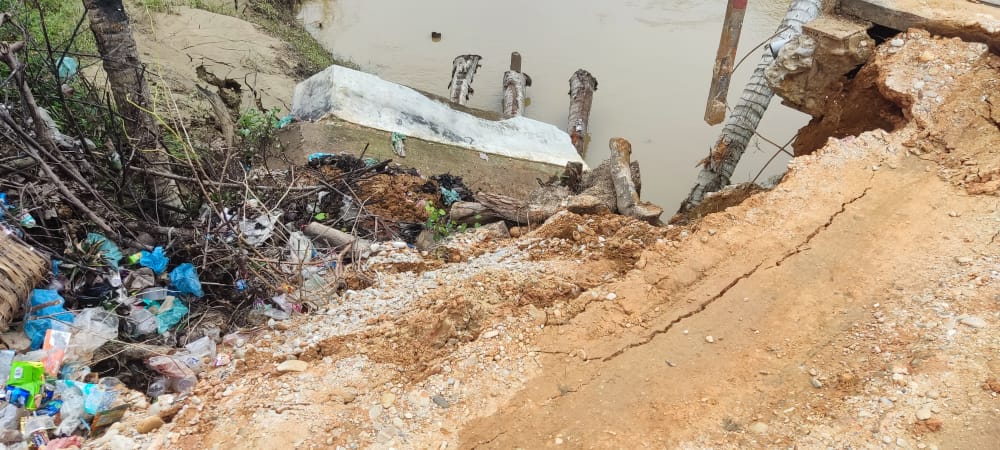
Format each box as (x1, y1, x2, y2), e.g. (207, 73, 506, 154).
(83, 0, 184, 222)
(680, 0, 821, 212)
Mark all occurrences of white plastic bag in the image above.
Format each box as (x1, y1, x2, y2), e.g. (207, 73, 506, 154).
(71, 308, 119, 355)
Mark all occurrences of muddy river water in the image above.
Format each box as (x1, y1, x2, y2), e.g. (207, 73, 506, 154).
(297, 0, 808, 211)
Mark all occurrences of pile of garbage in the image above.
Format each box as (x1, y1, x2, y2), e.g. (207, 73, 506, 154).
(0, 228, 221, 447)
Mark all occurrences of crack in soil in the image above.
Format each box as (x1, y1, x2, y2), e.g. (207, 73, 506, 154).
(595, 260, 766, 362)
(471, 430, 508, 449)
(595, 184, 874, 364)
(771, 186, 872, 268)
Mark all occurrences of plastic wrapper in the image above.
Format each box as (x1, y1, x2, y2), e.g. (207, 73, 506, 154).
(287, 231, 313, 266)
(155, 297, 189, 334)
(6, 361, 44, 410)
(41, 329, 71, 377)
(54, 383, 85, 436)
(128, 307, 159, 336)
(81, 377, 122, 415)
(0, 350, 14, 386)
(0, 404, 18, 431)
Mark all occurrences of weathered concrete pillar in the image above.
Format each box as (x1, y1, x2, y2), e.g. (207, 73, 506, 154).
(449, 55, 482, 105)
(502, 52, 528, 118)
(567, 69, 598, 156)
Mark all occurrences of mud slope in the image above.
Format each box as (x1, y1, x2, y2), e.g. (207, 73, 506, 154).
(461, 30, 1000, 450)
(127, 31, 1000, 450)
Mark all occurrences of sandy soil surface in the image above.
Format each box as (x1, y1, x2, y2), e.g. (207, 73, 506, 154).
(85, 28, 1000, 450)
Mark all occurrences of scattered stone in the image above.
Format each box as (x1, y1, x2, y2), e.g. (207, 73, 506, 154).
(810, 377, 823, 389)
(882, 435, 894, 444)
(554, 437, 564, 445)
(705, 336, 715, 344)
(985, 377, 1000, 393)
(919, 51, 935, 63)
(926, 390, 940, 399)
(136, 416, 165, 434)
(369, 405, 383, 420)
(947, 211, 960, 217)
(916, 405, 933, 421)
(890, 38, 904, 47)
(276, 360, 309, 373)
(526, 305, 547, 326)
(432, 395, 451, 409)
(480, 330, 500, 339)
(955, 256, 974, 265)
(381, 392, 397, 408)
(897, 437, 907, 447)
(749, 422, 768, 434)
(331, 389, 357, 404)
(959, 316, 987, 329)
(410, 390, 432, 407)
(605, 293, 617, 301)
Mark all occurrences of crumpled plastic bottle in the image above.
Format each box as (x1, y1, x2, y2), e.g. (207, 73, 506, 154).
(147, 377, 169, 399)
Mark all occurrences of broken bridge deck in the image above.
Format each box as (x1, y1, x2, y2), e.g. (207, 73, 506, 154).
(839, 0, 1000, 50)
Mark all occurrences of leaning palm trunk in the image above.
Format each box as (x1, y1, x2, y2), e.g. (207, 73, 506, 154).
(83, 0, 185, 222)
(680, 0, 821, 212)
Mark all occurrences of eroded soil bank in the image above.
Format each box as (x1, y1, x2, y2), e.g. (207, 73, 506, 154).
(92, 28, 1000, 450)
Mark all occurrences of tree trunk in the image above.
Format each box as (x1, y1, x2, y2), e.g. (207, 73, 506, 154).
(567, 69, 597, 156)
(608, 138, 663, 223)
(303, 222, 374, 256)
(82, 0, 184, 222)
(502, 52, 527, 119)
(680, 0, 821, 212)
(448, 55, 482, 105)
(449, 201, 502, 225)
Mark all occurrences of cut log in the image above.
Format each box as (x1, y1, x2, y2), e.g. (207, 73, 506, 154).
(704, 0, 749, 125)
(448, 55, 482, 105)
(303, 222, 374, 256)
(502, 52, 528, 118)
(567, 69, 598, 156)
(608, 138, 663, 223)
(449, 201, 502, 225)
(475, 192, 551, 225)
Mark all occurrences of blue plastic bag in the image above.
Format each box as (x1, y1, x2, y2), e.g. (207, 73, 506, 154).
(139, 247, 169, 274)
(440, 187, 461, 206)
(85, 233, 123, 268)
(169, 263, 204, 298)
(276, 114, 293, 129)
(155, 299, 189, 334)
(57, 57, 78, 81)
(307, 152, 334, 162)
(25, 289, 74, 350)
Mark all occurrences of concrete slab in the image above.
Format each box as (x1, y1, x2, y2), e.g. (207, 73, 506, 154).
(291, 65, 585, 168)
(839, 0, 1000, 50)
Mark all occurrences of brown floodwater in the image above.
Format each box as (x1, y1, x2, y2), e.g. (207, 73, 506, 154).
(297, 0, 809, 211)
